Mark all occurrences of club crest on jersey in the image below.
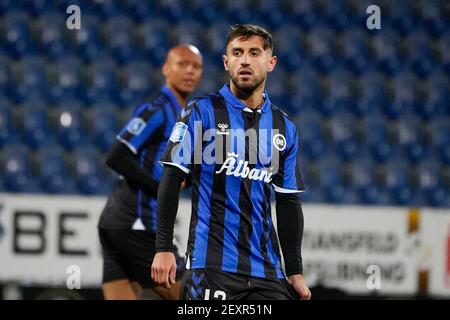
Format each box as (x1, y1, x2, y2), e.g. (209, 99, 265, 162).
(216, 123, 229, 135)
(169, 122, 188, 143)
(273, 133, 286, 151)
(215, 152, 273, 183)
(126, 117, 146, 135)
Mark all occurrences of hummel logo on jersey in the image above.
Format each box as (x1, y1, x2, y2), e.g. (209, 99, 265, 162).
(216, 123, 229, 135)
(215, 152, 274, 183)
(273, 133, 286, 151)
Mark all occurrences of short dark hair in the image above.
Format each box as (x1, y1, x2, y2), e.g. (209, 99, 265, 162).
(226, 24, 274, 52)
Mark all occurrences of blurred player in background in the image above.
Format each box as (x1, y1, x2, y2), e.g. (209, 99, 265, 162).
(152, 25, 311, 300)
(97, 45, 203, 300)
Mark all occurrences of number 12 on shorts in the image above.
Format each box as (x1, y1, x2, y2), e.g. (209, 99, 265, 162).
(204, 289, 226, 300)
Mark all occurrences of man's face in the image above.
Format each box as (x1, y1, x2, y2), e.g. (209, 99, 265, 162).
(223, 36, 277, 93)
(163, 47, 203, 95)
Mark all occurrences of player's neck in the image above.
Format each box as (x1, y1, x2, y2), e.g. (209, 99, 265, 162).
(229, 81, 265, 110)
(166, 83, 188, 108)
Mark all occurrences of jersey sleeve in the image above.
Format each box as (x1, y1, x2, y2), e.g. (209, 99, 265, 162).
(271, 125, 306, 193)
(159, 101, 203, 174)
(116, 103, 165, 154)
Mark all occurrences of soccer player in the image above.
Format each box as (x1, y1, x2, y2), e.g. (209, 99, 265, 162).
(151, 25, 311, 300)
(97, 45, 203, 300)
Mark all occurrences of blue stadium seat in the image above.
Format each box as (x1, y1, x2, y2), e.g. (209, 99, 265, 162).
(47, 55, 82, 104)
(82, 58, 119, 105)
(90, 103, 119, 152)
(0, 102, 21, 147)
(387, 0, 417, 35)
(23, 0, 54, 16)
(395, 113, 423, 146)
(350, 151, 377, 191)
(317, 156, 344, 189)
(417, 155, 442, 193)
(72, 146, 110, 195)
(289, 0, 320, 30)
(289, 65, 321, 113)
(139, 20, 170, 67)
(158, 0, 187, 23)
(430, 117, 450, 148)
(362, 113, 389, 147)
(118, 61, 153, 106)
(372, 29, 402, 76)
(405, 31, 436, 78)
(53, 102, 88, 150)
(296, 111, 324, 160)
(0, 0, 18, 15)
(419, 1, 447, 37)
(125, 0, 157, 22)
(341, 28, 371, 75)
(188, 0, 220, 25)
(384, 154, 414, 205)
(91, 0, 121, 19)
(386, 69, 418, 119)
(359, 185, 392, 206)
(439, 145, 450, 166)
(2, 145, 39, 193)
(439, 32, 450, 73)
(10, 56, 47, 103)
(299, 186, 325, 203)
(359, 71, 388, 105)
(329, 112, 356, 144)
(70, 14, 102, 62)
(35, 12, 69, 59)
(37, 145, 76, 194)
(322, 69, 354, 115)
(275, 25, 304, 70)
(170, 19, 205, 53)
(105, 16, 137, 64)
(322, 0, 351, 31)
(2, 11, 34, 58)
(0, 54, 11, 95)
(21, 106, 54, 149)
(419, 71, 449, 119)
(325, 185, 360, 205)
(307, 27, 337, 74)
(425, 186, 449, 207)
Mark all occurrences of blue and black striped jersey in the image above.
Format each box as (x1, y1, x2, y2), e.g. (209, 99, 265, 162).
(161, 84, 305, 279)
(99, 86, 182, 231)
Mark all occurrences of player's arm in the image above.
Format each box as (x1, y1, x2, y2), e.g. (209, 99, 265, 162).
(105, 141, 159, 196)
(151, 165, 186, 289)
(275, 192, 310, 300)
(272, 123, 311, 299)
(151, 100, 202, 289)
(108, 103, 166, 195)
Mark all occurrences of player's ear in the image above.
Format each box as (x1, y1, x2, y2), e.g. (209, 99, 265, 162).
(268, 55, 277, 73)
(162, 62, 170, 77)
(223, 54, 229, 71)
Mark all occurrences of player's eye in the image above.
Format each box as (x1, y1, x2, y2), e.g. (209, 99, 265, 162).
(232, 50, 242, 57)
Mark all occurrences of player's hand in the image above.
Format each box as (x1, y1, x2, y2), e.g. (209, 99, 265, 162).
(288, 274, 311, 300)
(151, 252, 177, 289)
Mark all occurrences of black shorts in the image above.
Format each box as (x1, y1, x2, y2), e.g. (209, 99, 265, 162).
(99, 228, 185, 288)
(181, 268, 300, 300)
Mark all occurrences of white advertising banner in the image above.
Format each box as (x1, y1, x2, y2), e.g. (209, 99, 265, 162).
(421, 209, 450, 297)
(296, 205, 418, 295)
(0, 193, 105, 288)
(0, 194, 424, 296)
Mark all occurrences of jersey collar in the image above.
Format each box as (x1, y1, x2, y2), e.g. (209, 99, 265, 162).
(219, 84, 270, 113)
(161, 86, 182, 110)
